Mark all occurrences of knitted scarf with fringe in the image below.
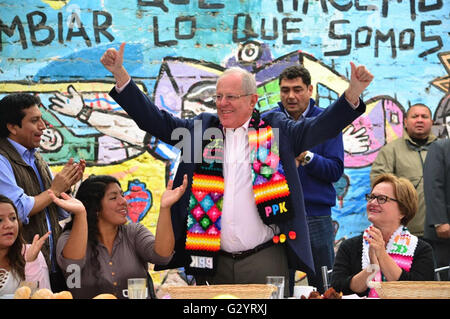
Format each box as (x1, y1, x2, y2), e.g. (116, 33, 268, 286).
(185, 110, 293, 275)
(362, 225, 417, 298)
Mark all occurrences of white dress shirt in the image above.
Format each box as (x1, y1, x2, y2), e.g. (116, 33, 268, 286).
(220, 118, 278, 253)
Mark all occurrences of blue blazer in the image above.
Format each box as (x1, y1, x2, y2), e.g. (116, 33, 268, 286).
(109, 80, 366, 274)
(273, 100, 344, 217)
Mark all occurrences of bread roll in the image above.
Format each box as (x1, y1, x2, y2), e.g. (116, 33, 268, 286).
(54, 291, 73, 299)
(31, 288, 54, 299)
(92, 293, 117, 299)
(14, 286, 31, 299)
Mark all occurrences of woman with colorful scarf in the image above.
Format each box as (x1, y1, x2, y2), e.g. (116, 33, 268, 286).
(331, 173, 435, 297)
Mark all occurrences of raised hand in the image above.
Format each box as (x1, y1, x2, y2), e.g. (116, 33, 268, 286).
(154, 174, 188, 257)
(48, 190, 86, 217)
(345, 62, 374, 105)
(24, 231, 51, 262)
(160, 174, 188, 209)
(100, 42, 125, 73)
(100, 42, 130, 87)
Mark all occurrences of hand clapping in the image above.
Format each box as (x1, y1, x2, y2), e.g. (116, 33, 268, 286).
(50, 158, 85, 196)
(364, 225, 385, 262)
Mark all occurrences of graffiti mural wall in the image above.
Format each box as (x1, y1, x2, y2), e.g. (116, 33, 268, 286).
(1, 0, 449, 245)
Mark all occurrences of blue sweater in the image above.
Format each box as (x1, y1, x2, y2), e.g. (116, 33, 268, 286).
(274, 99, 344, 216)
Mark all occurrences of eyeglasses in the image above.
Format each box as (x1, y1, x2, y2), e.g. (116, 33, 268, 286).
(365, 193, 398, 205)
(212, 94, 252, 102)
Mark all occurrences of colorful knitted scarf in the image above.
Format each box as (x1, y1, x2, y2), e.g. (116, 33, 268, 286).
(362, 225, 417, 298)
(185, 110, 293, 275)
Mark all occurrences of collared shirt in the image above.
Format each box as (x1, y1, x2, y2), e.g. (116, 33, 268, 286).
(56, 223, 172, 299)
(0, 138, 69, 223)
(0, 139, 37, 224)
(220, 118, 278, 253)
(281, 100, 312, 121)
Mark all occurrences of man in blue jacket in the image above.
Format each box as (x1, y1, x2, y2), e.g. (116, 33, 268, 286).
(274, 65, 344, 294)
(100, 43, 373, 296)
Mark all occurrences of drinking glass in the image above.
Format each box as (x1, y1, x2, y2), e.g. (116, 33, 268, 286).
(266, 276, 285, 299)
(122, 278, 147, 299)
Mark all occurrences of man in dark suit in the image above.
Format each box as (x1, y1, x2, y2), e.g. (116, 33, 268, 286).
(423, 138, 450, 281)
(100, 43, 373, 296)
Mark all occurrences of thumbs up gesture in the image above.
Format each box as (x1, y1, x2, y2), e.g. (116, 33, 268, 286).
(100, 42, 130, 87)
(344, 62, 374, 105)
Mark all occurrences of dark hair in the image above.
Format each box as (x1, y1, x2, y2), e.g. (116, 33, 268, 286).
(65, 175, 121, 279)
(0, 93, 41, 138)
(0, 194, 26, 281)
(278, 65, 312, 87)
(405, 103, 432, 119)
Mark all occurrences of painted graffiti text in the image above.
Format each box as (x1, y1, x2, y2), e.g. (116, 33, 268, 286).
(0, 10, 114, 51)
(324, 19, 443, 58)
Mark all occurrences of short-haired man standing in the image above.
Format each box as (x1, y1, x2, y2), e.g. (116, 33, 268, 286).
(274, 65, 344, 294)
(370, 104, 436, 237)
(0, 93, 85, 291)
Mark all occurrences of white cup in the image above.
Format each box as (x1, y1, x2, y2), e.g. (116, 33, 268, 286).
(293, 285, 317, 298)
(122, 278, 147, 299)
(266, 276, 285, 299)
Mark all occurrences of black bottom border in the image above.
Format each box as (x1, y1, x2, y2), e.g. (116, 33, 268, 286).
(2, 298, 447, 318)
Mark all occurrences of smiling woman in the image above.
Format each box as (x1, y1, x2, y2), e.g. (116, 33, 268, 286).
(331, 173, 435, 297)
(51, 173, 188, 299)
(98, 182, 129, 229)
(366, 174, 417, 232)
